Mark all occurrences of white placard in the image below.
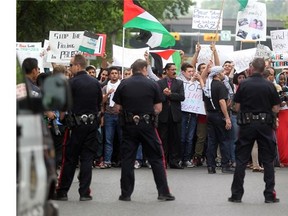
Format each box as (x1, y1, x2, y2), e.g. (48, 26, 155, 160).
(181, 81, 206, 115)
(270, 29, 288, 53)
(16, 42, 44, 72)
(112, 45, 149, 68)
(196, 45, 234, 67)
(235, 2, 267, 41)
(255, 44, 272, 59)
(231, 48, 257, 73)
(192, 8, 223, 31)
(47, 31, 84, 63)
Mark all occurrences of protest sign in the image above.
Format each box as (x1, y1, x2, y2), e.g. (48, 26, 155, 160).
(112, 45, 149, 68)
(231, 48, 256, 73)
(270, 29, 288, 53)
(181, 81, 206, 115)
(192, 8, 223, 31)
(47, 31, 83, 63)
(235, 2, 266, 41)
(16, 42, 44, 72)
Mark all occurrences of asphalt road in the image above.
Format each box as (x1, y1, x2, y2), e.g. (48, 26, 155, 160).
(54, 166, 288, 216)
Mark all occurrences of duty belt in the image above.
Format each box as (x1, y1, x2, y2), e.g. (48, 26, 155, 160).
(124, 113, 153, 125)
(236, 112, 273, 125)
(75, 114, 96, 125)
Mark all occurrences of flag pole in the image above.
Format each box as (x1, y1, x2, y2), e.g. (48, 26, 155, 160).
(122, 27, 125, 79)
(210, 0, 225, 60)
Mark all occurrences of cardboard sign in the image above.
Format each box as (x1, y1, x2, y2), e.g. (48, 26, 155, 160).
(192, 8, 223, 31)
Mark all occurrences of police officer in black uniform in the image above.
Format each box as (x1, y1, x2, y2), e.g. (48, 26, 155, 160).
(113, 59, 175, 201)
(228, 58, 281, 203)
(55, 54, 102, 201)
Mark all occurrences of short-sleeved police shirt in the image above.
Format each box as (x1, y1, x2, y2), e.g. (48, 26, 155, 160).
(234, 73, 281, 113)
(113, 73, 162, 114)
(69, 71, 102, 115)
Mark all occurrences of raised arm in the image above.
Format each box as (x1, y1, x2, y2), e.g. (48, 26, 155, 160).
(191, 42, 201, 68)
(145, 51, 160, 81)
(210, 42, 220, 66)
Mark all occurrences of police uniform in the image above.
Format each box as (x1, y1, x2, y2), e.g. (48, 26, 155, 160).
(113, 73, 174, 201)
(229, 73, 281, 203)
(56, 71, 102, 199)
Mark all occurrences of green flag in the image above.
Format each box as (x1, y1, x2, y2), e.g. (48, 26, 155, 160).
(237, 0, 248, 11)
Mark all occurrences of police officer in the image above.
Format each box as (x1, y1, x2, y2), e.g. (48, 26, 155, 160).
(113, 59, 175, 201)
(55, 54, 103, 201)
(228, 58, 281, 203)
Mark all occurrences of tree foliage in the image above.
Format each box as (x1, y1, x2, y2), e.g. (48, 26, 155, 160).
(17, 0, 194, 60)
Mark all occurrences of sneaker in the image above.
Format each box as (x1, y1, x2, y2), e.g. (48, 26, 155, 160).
(145, 160, 152, 169)
(134, 160, 142, 169)
(192, 156, 203, 167)
(94, 161, 102, 169)
(183, 160, 195, 168)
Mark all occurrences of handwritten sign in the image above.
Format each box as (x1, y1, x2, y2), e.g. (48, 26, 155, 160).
(181, 81, 206, 115)
(47, 31, 84, 63)
(270, 29, 288, 53)
(16, 42, 44, 72)
(235, 2, 266, 41)
(192, 9, 223, 31)
(231, 48, 256, 73)
(255, 44, 272, 59)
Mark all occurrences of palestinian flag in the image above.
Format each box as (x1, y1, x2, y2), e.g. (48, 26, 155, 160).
(150, 49, 181, 75)
(123, 0, 175, 48)
(78, 30, 99, 54)
(237, 0, 249, 11)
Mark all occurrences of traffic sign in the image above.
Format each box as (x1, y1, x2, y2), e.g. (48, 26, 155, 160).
(203, 33, 219, 42)
(221, 30, 231, 41)
(170, 32, 180, 41)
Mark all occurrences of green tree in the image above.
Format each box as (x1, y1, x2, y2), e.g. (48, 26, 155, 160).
(17, 0, 194, 64)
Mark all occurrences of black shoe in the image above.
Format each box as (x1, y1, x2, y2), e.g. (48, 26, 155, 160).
(222, 167, 235, 174)
(119, 195, 131, 201)
(158, 193, 175, 201)
(170, 162, 184, 169)
(265, 198, 280, 203)
(80, 195, 93, 201)
(228, 197, 242, 203)
(207, 167, 216, 174)
(54, 192, 68, 201)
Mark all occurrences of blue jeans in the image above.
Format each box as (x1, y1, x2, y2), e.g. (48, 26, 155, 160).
(136, 144, 143, 160)
(104, 113, 122, 163)
(230, 114, 239, 163)
(206, 112, 230, 168)
(181, 112, 197, 161)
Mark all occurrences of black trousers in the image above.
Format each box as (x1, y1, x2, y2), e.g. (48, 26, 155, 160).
(120, 120, 170, 197)
(230, 122, 277, 200)
(57, 122, 98, 196)
(158, 110, 182, 165)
